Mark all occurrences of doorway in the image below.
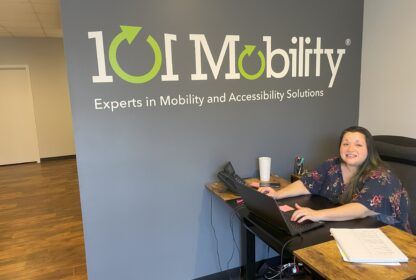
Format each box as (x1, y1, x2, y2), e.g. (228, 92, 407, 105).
(0, 65, 40, 165)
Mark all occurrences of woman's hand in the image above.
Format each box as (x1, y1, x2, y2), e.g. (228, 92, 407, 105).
(258, 186, 279, 199)
(291, 202, 376, 223)
(291, 203, 321, 223)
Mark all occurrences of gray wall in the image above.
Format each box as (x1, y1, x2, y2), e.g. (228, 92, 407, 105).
(60, 0, 363, 279)
(360, 0, 416, 138)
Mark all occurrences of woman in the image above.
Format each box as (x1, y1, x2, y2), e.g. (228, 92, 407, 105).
(259, 126, 412, 233)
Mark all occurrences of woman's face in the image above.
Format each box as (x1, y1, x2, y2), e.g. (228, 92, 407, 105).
(339, 131, 368, 168)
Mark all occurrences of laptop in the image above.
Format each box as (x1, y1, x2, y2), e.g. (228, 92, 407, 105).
(235, 182, 324, 236)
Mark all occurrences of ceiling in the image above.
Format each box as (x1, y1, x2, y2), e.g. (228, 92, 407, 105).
(0, 0, 62, 38)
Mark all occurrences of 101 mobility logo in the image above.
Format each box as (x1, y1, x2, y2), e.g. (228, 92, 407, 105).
(88, 25, 349, 88)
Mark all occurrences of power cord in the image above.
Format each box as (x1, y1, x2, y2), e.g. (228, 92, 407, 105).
(211, 197, 304, 280)
(263, 263, 292, 280)
(210, 196, 247, 277)
(225, 204, 245, 279)
(278, 234, 302, 280)
(263, 261, 304, 280)
(210, 195, 223, 272)
(225, 212, 236, 277)
(229, 205, 245, 253)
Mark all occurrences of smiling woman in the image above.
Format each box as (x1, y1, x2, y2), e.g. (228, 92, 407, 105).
(258, 126, 412, 233)
(340, 131, 368, 176)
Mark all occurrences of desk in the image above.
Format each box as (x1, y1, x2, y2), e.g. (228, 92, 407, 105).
(206, 175, 290, 202)
(241, 196, 383, 280)
(293, 225, 416, 280)
(206, 178, 384, 280)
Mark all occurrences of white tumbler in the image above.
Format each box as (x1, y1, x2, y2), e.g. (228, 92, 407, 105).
(259, 157, 271, 182)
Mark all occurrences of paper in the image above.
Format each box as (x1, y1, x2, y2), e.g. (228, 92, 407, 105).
(279, 205, 295, 212)
(330, 228, 408, 263)
(335, 242, 400, 266)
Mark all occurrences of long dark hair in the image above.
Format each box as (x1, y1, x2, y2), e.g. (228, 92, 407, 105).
(339, 126, 385, 203)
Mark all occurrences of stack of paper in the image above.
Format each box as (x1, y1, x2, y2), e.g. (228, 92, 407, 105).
(330, 228, 408, 264)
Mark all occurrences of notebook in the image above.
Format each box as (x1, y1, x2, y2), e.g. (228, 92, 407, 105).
(330, 228, 408, 263)
(235, 182, 324, 236)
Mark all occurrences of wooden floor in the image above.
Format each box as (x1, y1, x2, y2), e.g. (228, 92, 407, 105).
(0, 159, 87, 280)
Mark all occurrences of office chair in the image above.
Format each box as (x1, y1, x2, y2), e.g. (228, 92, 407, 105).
(374, 135, 416, 234)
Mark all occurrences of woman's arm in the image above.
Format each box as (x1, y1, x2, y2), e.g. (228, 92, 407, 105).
(259, 180, 377, 222)
(291, 202, 378, 223)
(258, 179, 311, 199)
(258, 159, 332, 199)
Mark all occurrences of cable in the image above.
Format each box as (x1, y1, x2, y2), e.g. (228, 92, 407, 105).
(230, 208, 241, 255)
(226, 211, 237, 279)
(226, 214, 236, 278)
(233, 203, 246, 220)
(226, 204, 246, 279)
(209, 198, 247, 278)
(279, 234, 302, 280)
(210, 195, 223, 271)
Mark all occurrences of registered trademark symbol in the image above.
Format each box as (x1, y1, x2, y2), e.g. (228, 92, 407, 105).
(345, 38, 351, 46)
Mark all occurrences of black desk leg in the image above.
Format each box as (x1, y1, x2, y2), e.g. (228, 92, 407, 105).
(241, 224, 256, 280)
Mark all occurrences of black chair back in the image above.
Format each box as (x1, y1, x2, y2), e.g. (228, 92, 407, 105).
(374, 135, 416, 234)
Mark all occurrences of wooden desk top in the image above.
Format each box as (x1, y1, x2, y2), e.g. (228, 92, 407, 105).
(206, 175, 290, 201)
(294, 225, 416, 280)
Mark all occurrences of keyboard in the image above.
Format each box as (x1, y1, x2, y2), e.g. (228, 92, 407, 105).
(280, 209, 323, 235)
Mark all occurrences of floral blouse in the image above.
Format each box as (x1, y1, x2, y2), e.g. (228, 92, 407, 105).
(300, 157, 412, 233)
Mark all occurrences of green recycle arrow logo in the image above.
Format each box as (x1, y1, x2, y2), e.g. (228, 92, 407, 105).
(238, 45, 265, 80)
(109, 25, 162, 84)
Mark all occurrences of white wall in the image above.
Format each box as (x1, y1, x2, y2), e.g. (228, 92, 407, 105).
(0, 38, 75, 158)
(360, 0, 416, 138)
